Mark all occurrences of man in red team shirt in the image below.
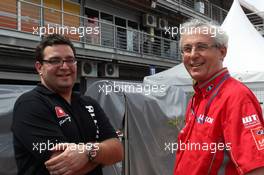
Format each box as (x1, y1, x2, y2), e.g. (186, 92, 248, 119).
(173, 19, 264, 175)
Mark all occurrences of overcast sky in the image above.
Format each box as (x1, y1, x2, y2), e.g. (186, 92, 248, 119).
(243, 0, 264, 11)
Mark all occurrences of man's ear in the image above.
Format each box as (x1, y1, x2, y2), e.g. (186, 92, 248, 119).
(35, 61, 42, 75)
(219, 46, 227, 61)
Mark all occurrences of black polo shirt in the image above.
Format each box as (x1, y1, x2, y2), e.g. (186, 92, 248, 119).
(12, 84, 117, 175)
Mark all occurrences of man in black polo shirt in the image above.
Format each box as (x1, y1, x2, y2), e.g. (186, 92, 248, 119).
(12, 34, 123, 175)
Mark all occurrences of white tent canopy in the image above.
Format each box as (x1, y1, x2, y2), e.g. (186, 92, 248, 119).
(144, 0, 264, 90)
(222, 0, 264, 82)
(143, 63, 193, 92)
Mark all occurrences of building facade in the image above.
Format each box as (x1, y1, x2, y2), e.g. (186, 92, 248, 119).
(0, 0, 241, 92)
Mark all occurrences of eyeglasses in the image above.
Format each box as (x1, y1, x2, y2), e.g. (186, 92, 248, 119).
(42, 59, 77, 66)
(181, 43, 218, 54)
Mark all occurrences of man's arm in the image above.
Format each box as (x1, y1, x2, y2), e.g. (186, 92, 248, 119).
(12, 99, 67, 162)
(223, 93, 264, 174)
(48, 150, 98, 175)
(45, 138, 123, 175)
(246, 167, 264, 175)
(92, 138, 123, 165)
(44, 96, 124, 174)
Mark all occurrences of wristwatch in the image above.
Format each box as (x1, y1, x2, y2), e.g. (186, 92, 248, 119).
(87, 144, 98, 162)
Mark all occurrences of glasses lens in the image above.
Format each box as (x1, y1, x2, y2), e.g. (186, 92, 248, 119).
(181, 43, 217, 54)
(50, 60, 61, 65)
(65, 60, 76, 65)
(42, 58, 76, 66)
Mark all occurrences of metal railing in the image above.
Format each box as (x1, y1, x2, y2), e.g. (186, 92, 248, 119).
(0, 1, 181, 61)
(246, 11, 264, 35)
(172, 0, 264, 34)
(170, 0, 228, 23)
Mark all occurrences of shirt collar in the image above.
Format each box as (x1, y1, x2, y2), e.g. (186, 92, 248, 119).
(193, 68, 229, 97)
(35, 83, 55, 95)
(35, 83, 78, 102)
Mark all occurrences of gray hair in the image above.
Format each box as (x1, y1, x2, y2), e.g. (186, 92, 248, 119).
(179, 19, 228, 48)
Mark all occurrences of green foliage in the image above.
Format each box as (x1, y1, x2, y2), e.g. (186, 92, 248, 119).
(168, 117, 184, 127)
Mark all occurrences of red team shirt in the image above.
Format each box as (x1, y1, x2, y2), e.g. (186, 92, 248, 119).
(174, 68, 264, 175)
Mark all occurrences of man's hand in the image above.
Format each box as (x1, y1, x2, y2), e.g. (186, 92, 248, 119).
(44, 138, 123, 175)
(45, 143, 95, 175)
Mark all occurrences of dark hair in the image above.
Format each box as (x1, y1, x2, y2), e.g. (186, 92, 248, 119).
(35, 34, 76, 62)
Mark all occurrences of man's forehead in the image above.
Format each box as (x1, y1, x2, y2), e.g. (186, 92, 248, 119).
(181, 33, 214, 44)
(43, 45, 74, 57)
(44, 44, 72, 51)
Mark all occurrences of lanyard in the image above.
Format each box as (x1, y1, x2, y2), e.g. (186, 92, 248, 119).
(191, 72, 230, 119)
(175, 72, 230, 170)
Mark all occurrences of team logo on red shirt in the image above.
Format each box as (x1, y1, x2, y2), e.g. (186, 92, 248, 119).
(196, 114, 214, 124)
(251, 126, 264, 150)
(55, 106, 68, 118)
(242, 114, 260, 128)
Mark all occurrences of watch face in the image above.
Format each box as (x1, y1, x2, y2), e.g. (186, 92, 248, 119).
(88, 146, 97, 161)
(90, 150, 97, 157)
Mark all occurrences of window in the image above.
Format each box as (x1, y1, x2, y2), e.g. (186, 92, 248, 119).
(84, 8, 99, 45)
(100, 12, 114, 47)
(127, 20, 139, 52)
(115, 17, 126, 50)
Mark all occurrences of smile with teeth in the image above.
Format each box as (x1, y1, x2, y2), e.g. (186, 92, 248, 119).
(191, 63, 204, 67)
(57, 73, 71, 77)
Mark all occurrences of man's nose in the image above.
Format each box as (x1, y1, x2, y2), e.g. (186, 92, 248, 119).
(60, 61, 70, 68)
(189, 47, 200, 57)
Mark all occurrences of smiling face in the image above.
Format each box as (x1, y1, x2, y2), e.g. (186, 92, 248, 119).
(35, 44, 77, 94)
(181, 32, 227, 83)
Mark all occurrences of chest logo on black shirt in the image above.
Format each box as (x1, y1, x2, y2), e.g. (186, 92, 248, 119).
(55, 106, 71, 126)
(55, 106, 68, 118)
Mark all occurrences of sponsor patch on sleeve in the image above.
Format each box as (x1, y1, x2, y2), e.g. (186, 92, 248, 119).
(251, 126, 264, 150)
(242, 114, 260, 128)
